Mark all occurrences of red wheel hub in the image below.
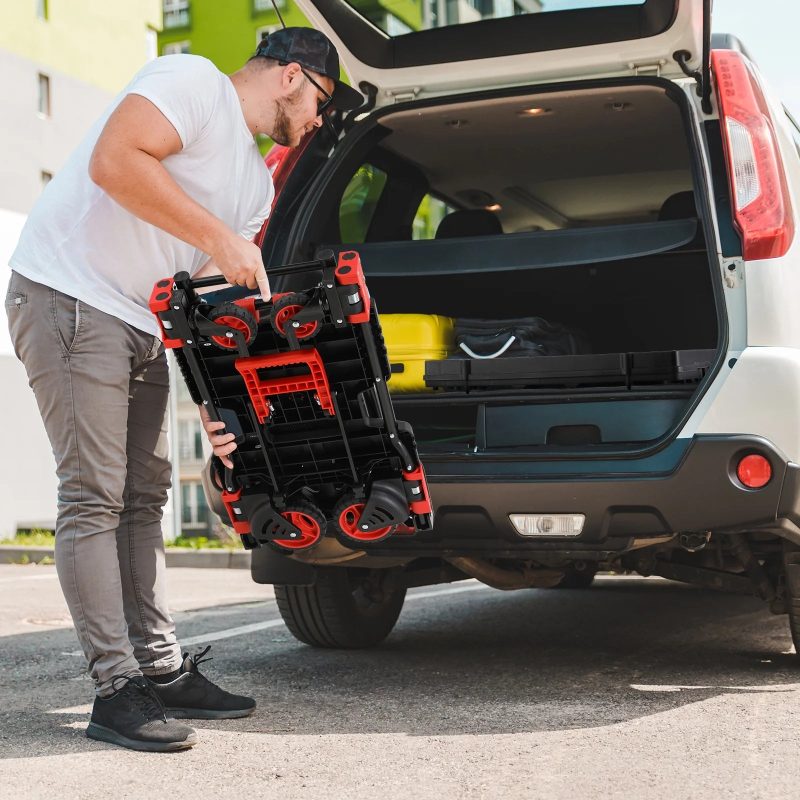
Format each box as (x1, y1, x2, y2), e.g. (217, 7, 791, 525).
(275, 305, 319, 339)
(277, 511, 321, 550)
(338, 503, 393, 542)
(211, 315, 252, 349)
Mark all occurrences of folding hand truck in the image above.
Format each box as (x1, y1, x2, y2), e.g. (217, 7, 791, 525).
(149, 250, 433, 551)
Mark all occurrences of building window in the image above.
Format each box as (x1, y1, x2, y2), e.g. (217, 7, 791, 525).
(162, 40, 191, 55)
(41, 170, 53, 188)
(181, 482, 209, 529)
(163, 0, 190, 29)
(178, 418, 204, 461)
(254, 0, 285, 12)
(255, 25, 281, 47)
(37, 73, 50, 117)
(145, 27, 158, 61)
(384, 13, 413, 35)
(36, 0, 48, 20)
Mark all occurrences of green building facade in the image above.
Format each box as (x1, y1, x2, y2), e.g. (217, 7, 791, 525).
(158, 0, 309, 74)
(157, 0, 426, 73)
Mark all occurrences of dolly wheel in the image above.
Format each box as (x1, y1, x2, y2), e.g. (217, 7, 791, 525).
(274, 501, 326, 551)
(209, 303, 258, 349)
(270, 293, 319, 340)
(333, 495, 395, 543)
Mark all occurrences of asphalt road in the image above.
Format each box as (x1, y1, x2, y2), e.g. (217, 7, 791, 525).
(1, 564, 799, 799)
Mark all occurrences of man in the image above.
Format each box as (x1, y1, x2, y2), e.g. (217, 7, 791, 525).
(5, 28, 362, 753)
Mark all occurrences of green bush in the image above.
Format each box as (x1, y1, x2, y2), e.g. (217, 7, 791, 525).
(170, 535, 241, 550)
(0, 529, 56, 547)
(1, 529, 243, 551)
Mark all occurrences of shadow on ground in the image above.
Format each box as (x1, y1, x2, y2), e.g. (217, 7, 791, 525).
(1, 579, 797, 757)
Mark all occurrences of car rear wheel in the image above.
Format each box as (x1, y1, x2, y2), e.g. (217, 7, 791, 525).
(783, 543, 800, 655)
(274, 566, 406, 648)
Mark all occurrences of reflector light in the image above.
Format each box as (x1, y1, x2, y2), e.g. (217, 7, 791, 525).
(726, 118, 760, 209)
(736, 454, 772, 489)
(509, 514, 585, 537)
(712, 49, 795, 260)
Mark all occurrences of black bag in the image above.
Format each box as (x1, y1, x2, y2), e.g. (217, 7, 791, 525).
(454, 316, 589, 359)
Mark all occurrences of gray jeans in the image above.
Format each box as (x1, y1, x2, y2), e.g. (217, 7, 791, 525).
(5, 271, 182, 694)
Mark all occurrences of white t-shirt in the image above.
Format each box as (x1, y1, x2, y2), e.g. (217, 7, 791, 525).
(10, 55, 273, 337)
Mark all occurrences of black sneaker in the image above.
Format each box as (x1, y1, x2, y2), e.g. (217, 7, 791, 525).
(86, 675, 198, 752)
(147, 646, 256, 720)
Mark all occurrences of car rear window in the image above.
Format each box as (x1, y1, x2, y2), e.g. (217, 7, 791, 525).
(345, 0, 646, 37)
(339, 164, 388, 242)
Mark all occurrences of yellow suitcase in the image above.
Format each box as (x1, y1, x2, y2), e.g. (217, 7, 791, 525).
(381, 314, 455, 393)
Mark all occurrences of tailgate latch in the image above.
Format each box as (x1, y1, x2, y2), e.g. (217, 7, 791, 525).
(629, 60, 665, 77)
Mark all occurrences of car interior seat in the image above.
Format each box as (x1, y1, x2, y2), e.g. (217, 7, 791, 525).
(435, 208, 504, 239)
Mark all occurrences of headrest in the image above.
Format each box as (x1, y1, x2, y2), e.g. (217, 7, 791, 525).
(658, 191, 697, 221)
(435, 208, 503, 239)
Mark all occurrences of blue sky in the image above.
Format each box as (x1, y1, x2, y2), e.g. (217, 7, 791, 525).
(710, 0, 800, 117)
(541, 1, 800, 116)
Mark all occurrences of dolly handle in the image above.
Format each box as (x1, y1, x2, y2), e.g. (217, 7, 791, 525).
(189, 253, 337, 289)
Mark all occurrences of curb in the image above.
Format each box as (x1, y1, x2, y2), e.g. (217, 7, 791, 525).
(0, 545, 251, 569)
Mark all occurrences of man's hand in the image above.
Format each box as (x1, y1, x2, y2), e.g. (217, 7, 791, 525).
(199, 406, 237, 469)
(209, 233, 271, 298)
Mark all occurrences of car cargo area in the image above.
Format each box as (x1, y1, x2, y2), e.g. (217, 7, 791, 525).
(283, 81, 721, 455)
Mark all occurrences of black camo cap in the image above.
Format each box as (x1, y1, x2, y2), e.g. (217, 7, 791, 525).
(255, 27, 363, 111)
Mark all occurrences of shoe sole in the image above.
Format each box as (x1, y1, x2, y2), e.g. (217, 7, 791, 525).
(166, 706, 256, 720)
(86, 722, 198, 752)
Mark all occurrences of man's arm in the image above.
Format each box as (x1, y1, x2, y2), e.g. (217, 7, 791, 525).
(88, 94, 268, 291)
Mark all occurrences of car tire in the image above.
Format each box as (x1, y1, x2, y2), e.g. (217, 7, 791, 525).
(551, 564, 597, 589)
(783, 543, 800, 654)
(274, 566, 406, 648)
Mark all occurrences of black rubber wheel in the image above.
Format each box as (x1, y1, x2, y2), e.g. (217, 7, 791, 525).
(370, 304, 391, 380)
(208, 303, 258, 350)
(272, 500, 326, 552)
(274, 567, 406, 648)
(551, 564, 597, 589)
(783, 543, 800, 654)
(270, 293, 319, 340)
(174, 348, 203, 404)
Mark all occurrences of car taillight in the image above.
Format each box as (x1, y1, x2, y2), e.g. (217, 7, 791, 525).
(711, 49, 794, 261)
(736, 454, 772, 489)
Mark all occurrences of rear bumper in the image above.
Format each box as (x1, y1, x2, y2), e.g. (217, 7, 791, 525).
(358, 435, 800, 557)
(228, 435, 800, 583)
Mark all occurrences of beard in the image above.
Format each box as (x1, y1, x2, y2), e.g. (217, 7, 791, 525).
(270, 85, 305, 147)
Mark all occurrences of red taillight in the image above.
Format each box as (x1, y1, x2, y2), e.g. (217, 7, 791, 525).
(736, 454, 772, 489)
(711, 49, 794, 261)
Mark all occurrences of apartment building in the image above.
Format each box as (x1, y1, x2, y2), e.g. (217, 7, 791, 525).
(0, 0, 162, 537)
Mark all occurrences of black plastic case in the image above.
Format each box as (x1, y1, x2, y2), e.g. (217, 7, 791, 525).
(150, 250, 433, 552)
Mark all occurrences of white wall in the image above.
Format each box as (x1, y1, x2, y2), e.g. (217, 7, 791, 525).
(0, 355, 58, 537)
(1, 208, 26, 356)
(0, 48, 113, 215)
(1, 209, 58, 536)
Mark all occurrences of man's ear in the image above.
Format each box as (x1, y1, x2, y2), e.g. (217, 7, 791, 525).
(281, 62, 303, 91)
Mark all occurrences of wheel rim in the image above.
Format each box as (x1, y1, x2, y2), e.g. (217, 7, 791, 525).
(211, 315, 252, 349)
(276, 511, 321, 550)
(274, 305, 318, 339)
(338, 503, 393, 542)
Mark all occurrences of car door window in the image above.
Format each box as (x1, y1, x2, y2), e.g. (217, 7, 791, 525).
(412, 194, 457, 240)
(339, 164, 389, 242)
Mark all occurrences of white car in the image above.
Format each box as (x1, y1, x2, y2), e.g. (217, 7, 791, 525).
(208, 0, 800, 652)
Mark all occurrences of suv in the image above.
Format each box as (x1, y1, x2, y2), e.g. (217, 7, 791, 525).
(203, 0, 800, 654)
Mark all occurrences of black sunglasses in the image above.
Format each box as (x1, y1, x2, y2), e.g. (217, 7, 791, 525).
(300, 67, 334, 117)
